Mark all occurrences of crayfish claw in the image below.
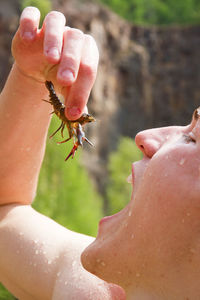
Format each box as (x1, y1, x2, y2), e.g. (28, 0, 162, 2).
(65, 143, 79, 161)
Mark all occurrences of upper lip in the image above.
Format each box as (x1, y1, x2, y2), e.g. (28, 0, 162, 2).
(132, 157, 149, 185)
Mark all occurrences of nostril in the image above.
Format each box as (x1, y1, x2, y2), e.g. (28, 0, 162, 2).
(135, 132, 160, 158)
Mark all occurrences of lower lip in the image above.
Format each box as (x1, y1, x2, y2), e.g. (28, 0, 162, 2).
(99, 209, 123, 226)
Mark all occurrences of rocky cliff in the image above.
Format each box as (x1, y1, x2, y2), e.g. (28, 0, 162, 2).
(1, 0, 200, 206)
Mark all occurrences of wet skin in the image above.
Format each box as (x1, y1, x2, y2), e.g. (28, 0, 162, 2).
(82, 108, 200, 299)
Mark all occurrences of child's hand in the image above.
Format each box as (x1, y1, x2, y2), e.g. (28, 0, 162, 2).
(12, 7, 99, 119)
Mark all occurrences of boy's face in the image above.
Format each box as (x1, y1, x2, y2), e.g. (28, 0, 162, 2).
(82, 108, 200, 291)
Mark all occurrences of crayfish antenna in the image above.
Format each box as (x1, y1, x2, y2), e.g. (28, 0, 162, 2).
(83, 137, 94, 147)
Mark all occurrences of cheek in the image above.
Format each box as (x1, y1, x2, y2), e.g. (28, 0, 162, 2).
(138, 148, 200, 204)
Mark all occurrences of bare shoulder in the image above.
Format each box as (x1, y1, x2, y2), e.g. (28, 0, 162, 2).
(0, 204, 125, 300)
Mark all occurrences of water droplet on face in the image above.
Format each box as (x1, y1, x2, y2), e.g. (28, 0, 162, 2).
(179, 158, 186, 165)
(64, 281, 68, 285)
(35, 250, 39, 255)
(19, 232, 24, 236)
(72, 260, 76, 267)
(136, 272, 140, 277)
(48, 260, 52, 265)
(131, 234, 134, 239)
(57, 271, 61, 277)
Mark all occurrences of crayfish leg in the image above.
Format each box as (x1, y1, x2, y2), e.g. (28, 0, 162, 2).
(57, 137, 71, 144)
(49, 122, 63, 139)
(61, 123, 65, 138)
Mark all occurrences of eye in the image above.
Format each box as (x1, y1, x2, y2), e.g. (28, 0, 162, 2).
(183, 133, 196, 143)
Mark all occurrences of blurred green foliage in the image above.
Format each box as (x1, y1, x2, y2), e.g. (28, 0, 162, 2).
(20, 0, 52, 25)
(0, 284, 16, 300)
(107, 137, 142, 214)
(99, 0, 200, 25)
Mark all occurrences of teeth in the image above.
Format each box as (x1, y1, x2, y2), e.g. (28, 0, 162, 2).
(126, 174, 132, 184)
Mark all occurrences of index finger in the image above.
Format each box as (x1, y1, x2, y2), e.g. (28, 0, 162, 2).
(19, 6, 40, 40)
(64, 35, 99, 120)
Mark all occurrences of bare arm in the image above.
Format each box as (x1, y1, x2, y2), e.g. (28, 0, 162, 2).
(0, 6, 99, 205)
(0, 7, 125, 300)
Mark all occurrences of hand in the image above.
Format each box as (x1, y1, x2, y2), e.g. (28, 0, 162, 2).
(12, 7, 99, 119)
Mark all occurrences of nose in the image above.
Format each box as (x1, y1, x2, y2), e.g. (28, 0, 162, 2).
(135, 128, 164, 158)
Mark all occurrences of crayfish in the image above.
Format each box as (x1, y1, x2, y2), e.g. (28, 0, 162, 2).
(44, 81, 95, 161)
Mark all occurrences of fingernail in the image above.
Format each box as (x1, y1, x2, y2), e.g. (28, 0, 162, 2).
(46, 47, 60, 60)
(61, 70, 74, 83)
(67, 106, 81, 119)
(22, 31, 34, 40)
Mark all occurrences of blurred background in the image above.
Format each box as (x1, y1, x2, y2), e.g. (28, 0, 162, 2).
(0, 0, 200, 298)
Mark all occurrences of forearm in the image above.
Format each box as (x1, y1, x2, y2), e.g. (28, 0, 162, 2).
(0, 63, 51, 205)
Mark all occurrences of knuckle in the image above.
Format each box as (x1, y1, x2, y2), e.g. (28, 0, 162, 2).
(62, 54, 77, 67)
(67, 28, 84, 39)
(80, 62, 97, 81)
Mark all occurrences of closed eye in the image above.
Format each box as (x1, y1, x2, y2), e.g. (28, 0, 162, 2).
(183, 133, 196, 143)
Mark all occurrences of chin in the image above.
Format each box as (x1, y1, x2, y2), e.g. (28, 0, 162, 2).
(81, 242, 102, 277)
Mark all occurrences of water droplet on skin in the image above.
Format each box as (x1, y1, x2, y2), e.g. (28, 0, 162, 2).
(96, 258, 101, 263)
(123, 222, 128, 228)
(35, 250, 39, 255)
(100, 261, 106, 267)
(179, 158, 186, 165)
(131, 234, 134, 239)
(34, 239, 38, 244)
(136, 273, 140, 277)
(48, 260, 52, 265)
(126, 174, 132, 184)
(117, 271, 122, 275)
(64, 281, 68, 285)
(128, 211, 132, 217)
(186, 212, 191, 217)
(72, 260, 76, 267)
(16, 250, 20, 254)
(19, 232, 24, 236)
(57, 271, 61, 277)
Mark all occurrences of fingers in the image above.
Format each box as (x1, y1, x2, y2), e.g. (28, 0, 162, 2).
(19, 6, 40, 40)
(57, 27, 84, 85)
(43, 11, 66, 63)
(64, 34, 99, 120)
